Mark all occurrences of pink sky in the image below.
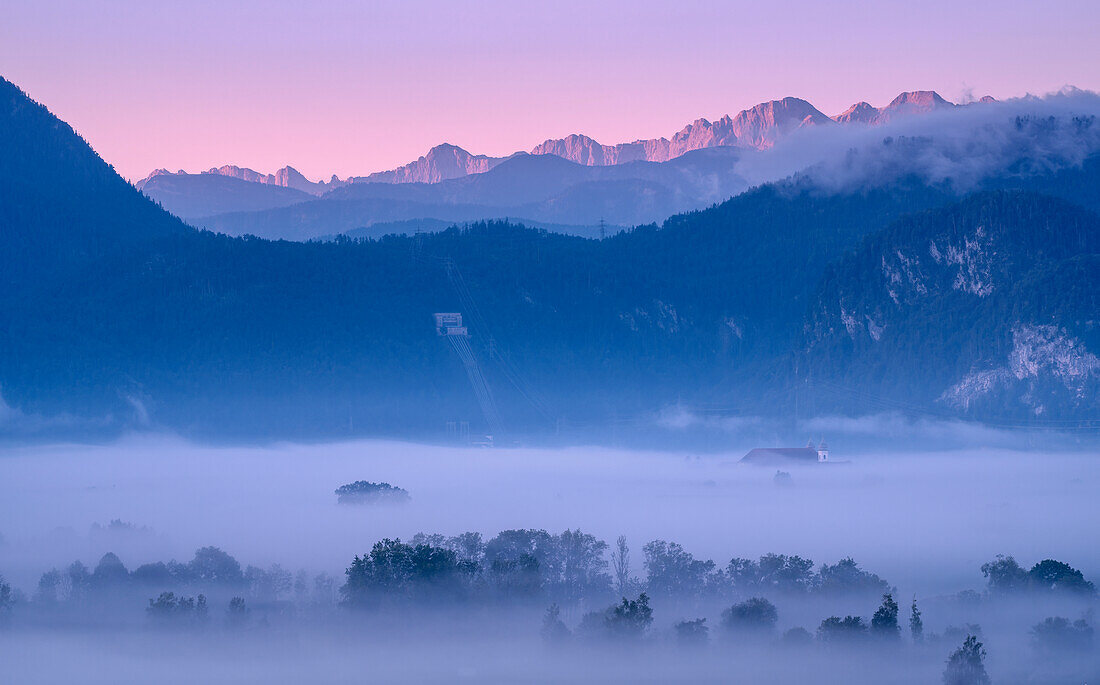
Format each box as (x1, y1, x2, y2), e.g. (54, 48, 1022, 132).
(2, 0, 1097, 181)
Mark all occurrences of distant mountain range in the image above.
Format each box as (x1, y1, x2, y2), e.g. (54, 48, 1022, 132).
(833, 90, 957, 124)
(137, 90, 977, 194)
(146, 146, 752, 238)
(1, 75, 1096, 440)
(135, 91, 996, 239)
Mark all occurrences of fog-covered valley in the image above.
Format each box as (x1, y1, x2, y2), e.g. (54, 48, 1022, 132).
(2, 4, 1099, 683)
(1, 435, 1097, 683)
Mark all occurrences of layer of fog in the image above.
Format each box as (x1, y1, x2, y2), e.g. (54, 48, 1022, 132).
(2, 435, 1098, 683)
(734, 87, 1100, 194)
(2, 436, 1097, 596)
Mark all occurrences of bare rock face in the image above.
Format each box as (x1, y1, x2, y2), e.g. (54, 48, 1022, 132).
(133, 168, 176, 190)
(725, 97, 834, 149)
(529, 134, 670, 165)
(664, 97, 833, 155)
(206, 164, 268, 185)
(872, 91, 955, 124)
(356, 143, 509, 184)
(140, 165, 340, 195)
(530, 134, 615, 165)
(532, 97, 833, 167)
(833, 101, 878, 124)
(139, 90, 970, 186)
(941, 324, 1100, 414)
(832, 91, 959, 126)
(272, 166, 319, 194)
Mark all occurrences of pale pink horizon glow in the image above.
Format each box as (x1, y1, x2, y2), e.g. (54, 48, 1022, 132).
(2, 0, 1097, 181)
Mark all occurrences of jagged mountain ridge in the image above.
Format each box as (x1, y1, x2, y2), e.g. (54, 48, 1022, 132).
(136, 172, 316, 219)
(194, 146, 750, 236)
(830, 90, 959, 126)
(137, 164, 342, 196)
(350, 143, 517, 184)
(142, 90, 969, 191)
(135, 90, 986, 227)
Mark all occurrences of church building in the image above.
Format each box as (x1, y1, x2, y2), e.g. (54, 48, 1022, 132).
(740, 440, 829, 465)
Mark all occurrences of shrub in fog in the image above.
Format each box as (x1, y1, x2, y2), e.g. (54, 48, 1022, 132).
(871, 593, 900, 640)
(89, 519, 153, 543)
(577, 593, 654, 641)
(146, 592, 208, 627)
(605, 593, 653, 640)
(817, 615, 868, 644)
(245, 563, 293, 603)
(721, 597, 778, 635)
(954, 589, 982, 606)
(934, 624, 984, 647)
(540, 603, 571, 644)
(0, 575, 13, 615)
(942, 635, 990, 685)
(334, 481, 410, 505)
(226, 596, 249, 628)
(1030, 616, 1094, 654)
(675, 618, 709, 646)
(781, 626, 813, 647)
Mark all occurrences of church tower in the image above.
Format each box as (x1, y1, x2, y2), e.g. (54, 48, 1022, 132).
(817, 439, 829, 462)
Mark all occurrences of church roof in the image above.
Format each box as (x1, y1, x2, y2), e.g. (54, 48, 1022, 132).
(740, 447, 820, 464)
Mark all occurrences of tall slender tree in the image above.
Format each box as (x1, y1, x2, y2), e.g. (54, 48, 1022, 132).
(910, 597, 924, 643)
(613, 536, 630, 597)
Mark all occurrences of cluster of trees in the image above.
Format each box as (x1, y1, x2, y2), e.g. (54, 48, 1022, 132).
(341, 530, 896, 608)
(146, 592, 209, 626)
(344, 530, 613, 605)
(544, 592, 920, 647)
(980, 555, 1096, 595)
(0, 538, 1095, 685)
(543, 588, 1091, 685)
(334, 480, 410, 505)
(0, 574, 13, 623)
(30, 547, 338, 610)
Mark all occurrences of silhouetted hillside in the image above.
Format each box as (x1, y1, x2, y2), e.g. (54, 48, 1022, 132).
(802, 191, 1100, 420)
(1, 76, 1097, 439)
